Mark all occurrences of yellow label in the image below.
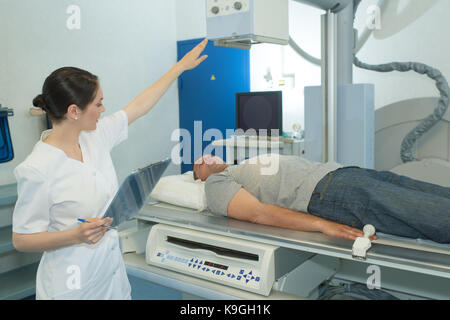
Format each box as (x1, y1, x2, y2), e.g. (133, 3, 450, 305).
(211, 75, 216, 80)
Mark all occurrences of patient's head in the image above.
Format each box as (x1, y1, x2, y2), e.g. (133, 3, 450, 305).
(193, 155, 228, 181)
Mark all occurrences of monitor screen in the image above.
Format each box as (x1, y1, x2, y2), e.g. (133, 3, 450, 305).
(236, 91, 282, 136)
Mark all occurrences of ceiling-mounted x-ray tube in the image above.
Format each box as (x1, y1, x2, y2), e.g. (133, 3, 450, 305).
(206, 0, 352, 50)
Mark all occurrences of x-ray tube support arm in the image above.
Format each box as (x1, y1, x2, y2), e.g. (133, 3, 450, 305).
(289, 1, 355, 163)
(293, 0, 352, 13)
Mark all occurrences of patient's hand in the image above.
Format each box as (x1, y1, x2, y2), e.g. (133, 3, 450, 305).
(320, 220, 378, 241)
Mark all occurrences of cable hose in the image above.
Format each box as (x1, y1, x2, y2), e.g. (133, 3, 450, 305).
(288, 36, 321, 67)
(289, 0, 450, 162)
(353, 1, 450, 163)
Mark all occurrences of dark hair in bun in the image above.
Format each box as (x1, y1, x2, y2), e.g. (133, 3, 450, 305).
(32, 94, 48, 111)
(33, 67, 99, 123)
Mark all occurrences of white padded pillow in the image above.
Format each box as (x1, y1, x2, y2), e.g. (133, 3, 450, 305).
(150, 171, 207, 211)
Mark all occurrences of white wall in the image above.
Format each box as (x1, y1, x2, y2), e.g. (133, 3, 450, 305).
(354, 0, 450, 110)
(0, 0, 180, 186)
(175, 0, 206, 40)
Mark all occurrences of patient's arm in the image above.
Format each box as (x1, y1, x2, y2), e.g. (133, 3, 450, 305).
(228, 188, 371, 241)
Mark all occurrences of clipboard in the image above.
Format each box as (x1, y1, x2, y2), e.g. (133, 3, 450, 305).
(103, 158, 171, 228)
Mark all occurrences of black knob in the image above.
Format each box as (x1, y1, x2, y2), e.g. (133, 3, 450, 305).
(211, 6, 220, 14)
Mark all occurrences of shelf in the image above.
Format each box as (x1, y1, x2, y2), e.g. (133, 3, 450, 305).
(0, 226, 13, 254)
(0, 263, 38, 300)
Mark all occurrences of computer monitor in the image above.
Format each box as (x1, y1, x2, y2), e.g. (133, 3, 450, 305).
(236, 91, 282, 136)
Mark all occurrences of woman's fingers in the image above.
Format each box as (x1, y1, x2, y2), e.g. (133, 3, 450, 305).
(77, 218, 108, 244)
(101, 217, 113, 227)
(84, 225, 104, 236)
(191, 38, 208, 56)
(88, 229, 106, 244)
(83, 228, 104, 244)
(195, 38, 208, 51)
(179, 38, 209, 71)
(195, 54, 208, 67)
(85, 218, 107, 227)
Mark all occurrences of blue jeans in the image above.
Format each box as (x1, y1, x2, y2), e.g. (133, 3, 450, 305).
(307, 167, 450, 243)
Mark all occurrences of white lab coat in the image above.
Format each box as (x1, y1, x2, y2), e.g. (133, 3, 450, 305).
(12, 110, 131, 300)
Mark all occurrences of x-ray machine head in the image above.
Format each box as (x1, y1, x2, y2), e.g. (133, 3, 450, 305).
(206, 0, 375, 169)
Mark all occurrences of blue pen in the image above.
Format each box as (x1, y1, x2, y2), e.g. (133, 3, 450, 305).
(77, 218, 117, 230)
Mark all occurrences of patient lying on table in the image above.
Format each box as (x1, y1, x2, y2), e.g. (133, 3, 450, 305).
(193, 154, 450, 243)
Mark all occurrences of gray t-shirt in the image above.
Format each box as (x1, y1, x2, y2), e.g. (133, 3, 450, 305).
(205, 155, 342, 216)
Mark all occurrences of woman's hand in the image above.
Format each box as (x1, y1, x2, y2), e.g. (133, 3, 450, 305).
(319, 220, 378, 241)
(177, 38, 209, 72)
(75, 217, 113, 245)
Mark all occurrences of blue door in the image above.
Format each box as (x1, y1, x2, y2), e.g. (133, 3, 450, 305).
(177, 39, 250, 173)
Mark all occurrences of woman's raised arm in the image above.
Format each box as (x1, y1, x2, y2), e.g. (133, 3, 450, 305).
(123, 38, 208, 125)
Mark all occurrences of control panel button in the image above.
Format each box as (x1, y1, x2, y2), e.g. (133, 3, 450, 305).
(211, 6, 219, 14)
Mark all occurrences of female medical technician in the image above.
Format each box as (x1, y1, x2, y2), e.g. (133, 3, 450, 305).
(11, 39, 208, 300)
